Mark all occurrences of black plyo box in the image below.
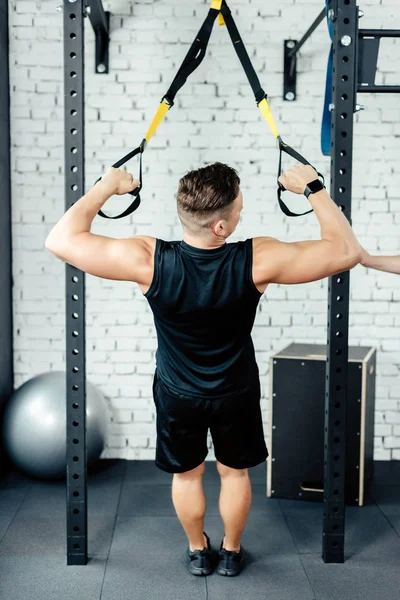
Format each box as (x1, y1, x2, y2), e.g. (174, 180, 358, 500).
(267, 343, 376, 506)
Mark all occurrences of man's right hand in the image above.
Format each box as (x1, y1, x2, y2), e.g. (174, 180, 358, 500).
(278, 164, 319, 196)
(98, 167, 140, 197)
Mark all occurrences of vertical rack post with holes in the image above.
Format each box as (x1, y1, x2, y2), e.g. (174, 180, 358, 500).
(63, 0, 88, 566)
(323, 0, 358, 563)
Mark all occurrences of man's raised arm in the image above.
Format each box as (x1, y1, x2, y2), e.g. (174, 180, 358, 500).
(253, 165, 362, 289)
(45, 168, 155, 283)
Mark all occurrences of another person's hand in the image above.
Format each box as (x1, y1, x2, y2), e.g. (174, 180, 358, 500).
(99, 167, 140, 196)
(278, 165, 319, 195)
(360, 246, 371, 267)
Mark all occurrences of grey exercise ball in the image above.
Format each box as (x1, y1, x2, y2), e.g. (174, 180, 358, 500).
(2, 371, 109, 480)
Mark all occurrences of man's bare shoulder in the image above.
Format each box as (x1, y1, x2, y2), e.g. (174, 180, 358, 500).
(252, 236, 281, 257)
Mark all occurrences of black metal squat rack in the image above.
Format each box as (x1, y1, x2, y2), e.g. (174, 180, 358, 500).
(62, 0, 399, 565)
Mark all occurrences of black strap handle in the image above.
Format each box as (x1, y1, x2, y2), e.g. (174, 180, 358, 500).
(96, 141, 144, 220)
(277, 138, 325, 217)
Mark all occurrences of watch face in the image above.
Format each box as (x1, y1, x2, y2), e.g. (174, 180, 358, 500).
(308, 179, 324, 193)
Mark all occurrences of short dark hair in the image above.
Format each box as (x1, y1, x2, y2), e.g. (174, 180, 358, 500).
(177, 162, 240, 220)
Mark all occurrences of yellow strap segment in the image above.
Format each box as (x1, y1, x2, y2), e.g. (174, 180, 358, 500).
(258, 98, 279, 140)
(144, 100, 170, 144)
(218, 13, 226, 26)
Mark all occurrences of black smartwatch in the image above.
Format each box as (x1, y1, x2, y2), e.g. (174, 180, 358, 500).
(303, 178, 325, 198)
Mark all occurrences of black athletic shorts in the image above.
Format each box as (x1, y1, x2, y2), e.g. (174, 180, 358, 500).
(152, 373, 268, 474)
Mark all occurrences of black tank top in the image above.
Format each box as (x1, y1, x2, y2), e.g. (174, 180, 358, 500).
(144, 239, 262, 397)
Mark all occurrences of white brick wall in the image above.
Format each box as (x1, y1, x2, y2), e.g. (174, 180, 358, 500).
(9, 0, 400, 461)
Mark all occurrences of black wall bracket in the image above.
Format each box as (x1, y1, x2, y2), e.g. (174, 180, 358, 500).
(86, 0, 110, 74)
(283, 7, 326, 101)
(283, 40, 297, 101)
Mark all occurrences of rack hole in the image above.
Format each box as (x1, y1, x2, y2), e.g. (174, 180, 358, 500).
(335, 420, 341, 426)
(334, 455, 340, 462)
(336, 385, 342, 391)
(341, 113, 347, 119)
(341, 131, 347, 138)
(339, 168, 346, 175)
(71, 147, 77, 154)
(73, 491, 79, 497)
(71, 184, 78, 192)
(72, 403, 79, 409)
(335, 437, 340, 443)
(342, 56, 349, 63)
(70, 13, 76, 20)
(71, 128, 77, 135)
(340, 150, 347, 157)
(72, 276, 78, 283)
(72, 294, 78, 301)
(70, 52, 76, 59)
(336, 295, 343, 302)
(344, 17, 349, 24)
(72, 331, 79, 337)
(335, 331, 342, 337)
(337, 277, 343, 283)
(70, 33, 76, 40)
(73, 456, 79, 462)
(73, 438, 79, 444)
(336, 366, 342, 373)
(70, 71, 77, 78)
(70, 90, 77, 97)
(335, 402, 341, 409)
(342, 75, 348, 81)
(72, 420, 79, 427)
(72, 384, 79, 391)
(73, 508, 80, 515)
(70, 109, 77, 116)
(73, 474, 79, 480)
(73, 526, 80, 532)
(73, 543, 80, 549)
(72, 366, 79, 373)
(71, 166, 78, 173)
(72, 349, 79, 355)
(72, 313, 79, 319)
(341, 94, 348, 101)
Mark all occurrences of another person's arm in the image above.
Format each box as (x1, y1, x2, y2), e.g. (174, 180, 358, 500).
(360, 248, 400, 275)
(253, 165, 362, 289)
(45, 168, 155, 284)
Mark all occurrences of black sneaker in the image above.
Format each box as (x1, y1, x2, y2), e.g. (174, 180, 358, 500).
(186, 532, 214, 576)
(217, 540, 245, 577)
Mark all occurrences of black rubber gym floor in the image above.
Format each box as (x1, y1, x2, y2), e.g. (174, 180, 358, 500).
(0, 460, 399, 600)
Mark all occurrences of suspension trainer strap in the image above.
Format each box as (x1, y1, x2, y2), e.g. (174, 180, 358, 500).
(98, 0, 323, 219)
(221, 0, 322, 217)
(98, 5, 220, 219)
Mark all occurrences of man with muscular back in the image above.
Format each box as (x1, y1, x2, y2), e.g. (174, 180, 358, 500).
(46, 162, 361, 577)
